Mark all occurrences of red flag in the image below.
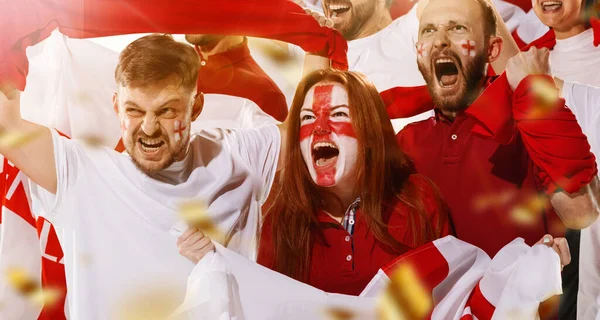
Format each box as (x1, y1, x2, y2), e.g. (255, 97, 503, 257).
(0, 0, 348, 90)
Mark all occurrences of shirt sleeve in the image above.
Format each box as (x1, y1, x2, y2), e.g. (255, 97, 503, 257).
(561, 81, 600, 161)
(225, 125, 281, 204)
(391, 3, 420, 49)
(241, 100, 281, 129)
(29, 129, 82, 224)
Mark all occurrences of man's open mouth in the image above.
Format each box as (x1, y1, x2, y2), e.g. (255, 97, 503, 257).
(540, 1, 562, 12)
(434, 57, 460, 88)
(312, 141, 339, 167)
(328, 2, 351, 18)
(139, 137, 165, 152)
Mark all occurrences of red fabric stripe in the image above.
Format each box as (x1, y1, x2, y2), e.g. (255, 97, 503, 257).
(381, 86, 434, 119)
(382, 242, 450, 300)
(465, 282, 496, 320)
(1, 0, 348, 91)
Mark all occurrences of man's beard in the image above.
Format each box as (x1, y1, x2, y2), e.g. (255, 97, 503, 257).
(418, 50, 488, 114)
(127, 127, 189, 174)
(337, 1, 376, 40)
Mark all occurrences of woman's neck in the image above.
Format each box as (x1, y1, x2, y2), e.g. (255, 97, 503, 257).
(322, 186, 356, 218)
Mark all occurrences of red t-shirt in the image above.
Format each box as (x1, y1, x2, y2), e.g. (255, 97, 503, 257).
(257, 174, 450, 295)
(196, 39, 288, 122)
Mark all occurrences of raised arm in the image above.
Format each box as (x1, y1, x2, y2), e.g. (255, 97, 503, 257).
(0, 87, 56, 194)
(506, 48, 599, 229)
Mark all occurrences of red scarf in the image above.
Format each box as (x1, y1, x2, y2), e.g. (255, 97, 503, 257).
(0, 0, 348, 91)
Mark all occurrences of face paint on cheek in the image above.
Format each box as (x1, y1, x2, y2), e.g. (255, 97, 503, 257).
(459, 40, 476, 57)
(416, 41, 430, 60)
(173, 120, 187, 143)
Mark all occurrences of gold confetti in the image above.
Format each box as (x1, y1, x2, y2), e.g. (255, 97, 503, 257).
(528, 78, 560, 118)
(322, 307, 355, 320)
(248, 38, 293, 64)
(378, 263, 432, 320)
(5, 267, 63, 308)
(510, 194, 549, 226)
(472, 190, 517, 212)
(0, 129, 45, 149)
(116, 286, 181, 320)
(79, 135, 105, 148)
(178, 200, 224, 243)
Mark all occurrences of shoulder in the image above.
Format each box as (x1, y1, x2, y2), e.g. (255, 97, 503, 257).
(396, 118, 436, 146)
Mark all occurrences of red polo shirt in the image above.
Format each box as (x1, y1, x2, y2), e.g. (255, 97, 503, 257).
(394, 77, 574, 256)
(258, 174, 450, 295)
(196, 39, 288, 121)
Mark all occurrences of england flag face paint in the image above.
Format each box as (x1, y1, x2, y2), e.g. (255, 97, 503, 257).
(459, 39, 476, 57)
(173, 120, 185, 143)
(416, 41, 430, 60)
(299, 82, 358, 187)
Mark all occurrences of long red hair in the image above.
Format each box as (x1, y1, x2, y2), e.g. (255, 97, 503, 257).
(265, 69, 446, 281)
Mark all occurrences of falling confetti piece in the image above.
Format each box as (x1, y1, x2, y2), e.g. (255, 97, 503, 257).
(116, 286, 181, 320)
(378, 289, 407, 320)
(510, 194, 548, 226)
(378, 263, 432, 320)
(5, 267, 63, 308)
(538, 295, 560, 319)
(322, 306, 355, 320)
(528, 79, 560, 118)
(472, 190, 517, 212)
(178, 200, 225, 243)
(0, 129, 45, 149)
(79, 135, 106, 148)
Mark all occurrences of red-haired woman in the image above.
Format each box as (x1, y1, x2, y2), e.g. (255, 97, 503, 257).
(257, 69, 451, 295)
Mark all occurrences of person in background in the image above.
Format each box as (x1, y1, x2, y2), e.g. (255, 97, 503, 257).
(185, 34, 289, 124)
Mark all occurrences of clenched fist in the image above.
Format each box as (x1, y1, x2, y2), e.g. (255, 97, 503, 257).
(536, 234, 571, 271)
(506, 47, 552, 91)
(304, 8, 334, 28)
(177, 227, 215, 264)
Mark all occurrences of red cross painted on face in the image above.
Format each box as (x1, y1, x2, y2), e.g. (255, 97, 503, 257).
(299, 84, 356, 142)
(417, 42, 429, 59)
(460, 40, 476, 57)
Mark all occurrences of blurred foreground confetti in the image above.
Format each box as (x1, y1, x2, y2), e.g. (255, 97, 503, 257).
(378, 263, 432, 320)
(5, 267, 62, 308)
(178, 200, 225, 243)
(528, 78, 560, 118)
(322, 306, 355, 320)
(0, 129, 45, 149)
(510, 194, 548, 226)
(116, 286, 181, 320)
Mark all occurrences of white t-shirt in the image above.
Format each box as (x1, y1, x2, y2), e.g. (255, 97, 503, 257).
(551, 29, 600, 88)
(193, 94, 279, 131)
(30, 125, 280, 319)
(562, 82, 600, 319)
(344, 5, 431, 132)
